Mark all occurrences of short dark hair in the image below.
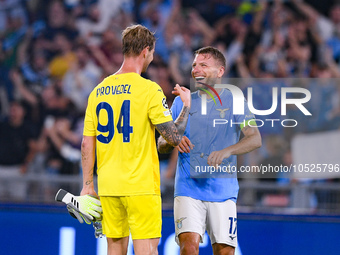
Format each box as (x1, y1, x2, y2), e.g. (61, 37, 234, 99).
(194, 46, 226, 68)
(122, 24, 156, 57)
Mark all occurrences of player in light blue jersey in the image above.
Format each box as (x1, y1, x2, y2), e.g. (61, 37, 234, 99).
(158, 47, 262, 255)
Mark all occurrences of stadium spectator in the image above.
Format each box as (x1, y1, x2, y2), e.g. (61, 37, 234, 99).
(0, 101, 37, 201)
(48, 32, 77, 79)
(139, 0, 173, 62)
(0, 0, 27, 33)
(44, 116, 83, 167)
(250, 31, 287, 78)
(306, 63, 340, 132)
(87, 29, 122, 76)
(293, 0, 340, 43)
(0, 1, 28, 103)
(17, 29, 50, 95)
(62, 43, 102, 112)
(39, 0, 78, 59)
(75, 0, 124, 46)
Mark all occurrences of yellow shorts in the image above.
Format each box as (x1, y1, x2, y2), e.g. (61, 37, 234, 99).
(100, 195, 162, 239)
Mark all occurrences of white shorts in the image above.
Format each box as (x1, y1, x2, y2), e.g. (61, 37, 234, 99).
(174, 196, 237, 247)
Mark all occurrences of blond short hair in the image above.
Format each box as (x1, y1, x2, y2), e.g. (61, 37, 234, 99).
(122, 24, 156, 57)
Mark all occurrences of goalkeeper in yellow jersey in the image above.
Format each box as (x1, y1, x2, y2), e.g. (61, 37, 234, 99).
(80, 24, 190, 255)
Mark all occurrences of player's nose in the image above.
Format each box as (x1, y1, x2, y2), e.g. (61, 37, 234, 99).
(192, 69, 203, 78)
(192, 65, 201, 73)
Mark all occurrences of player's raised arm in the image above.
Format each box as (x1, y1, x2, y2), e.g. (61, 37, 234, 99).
(157, 85, 190, 153)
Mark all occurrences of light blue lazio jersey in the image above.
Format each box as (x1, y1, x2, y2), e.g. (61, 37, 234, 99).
(171, 89, 255, 202)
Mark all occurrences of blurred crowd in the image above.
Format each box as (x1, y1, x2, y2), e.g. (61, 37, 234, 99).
(1, 0, 340, 207)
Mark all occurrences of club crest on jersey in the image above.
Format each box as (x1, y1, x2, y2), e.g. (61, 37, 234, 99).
(176, 217, 187, 229)
(216, 108, 229, 118)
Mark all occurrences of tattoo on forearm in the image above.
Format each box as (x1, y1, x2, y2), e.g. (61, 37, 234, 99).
(84, 168, 94, 185)
(81, 146, 87, 161)
(157, 106, 190, 154)
(175, 106, 190, 136)
(157, 136, 174, 154)
(156, 122, 180, 152)
(81, 154, 87, 162)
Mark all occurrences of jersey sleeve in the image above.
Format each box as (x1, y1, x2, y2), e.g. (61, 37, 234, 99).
(170, 96, 182, 121)
(234, 98, 256, 130)
(148, 83, 173, 125)
(83, 91, 96, 136)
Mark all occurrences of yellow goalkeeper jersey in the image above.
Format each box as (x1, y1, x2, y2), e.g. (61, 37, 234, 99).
(83, 72, 173, 196)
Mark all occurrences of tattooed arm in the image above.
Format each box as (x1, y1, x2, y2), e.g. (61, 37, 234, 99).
(157, 85, 191, 154)
(157, 105, 190, 153)
(80, 136, 98, 197)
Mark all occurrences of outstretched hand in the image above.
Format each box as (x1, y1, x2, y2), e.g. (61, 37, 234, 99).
(173, 84, 191, 107)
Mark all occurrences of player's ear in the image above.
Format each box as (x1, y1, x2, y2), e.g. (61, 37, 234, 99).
(217, 66, 225, 78)
(141, 46, 150, 58)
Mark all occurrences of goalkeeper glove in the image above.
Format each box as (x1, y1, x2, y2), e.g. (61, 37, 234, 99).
(55, 189, 102, 224)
